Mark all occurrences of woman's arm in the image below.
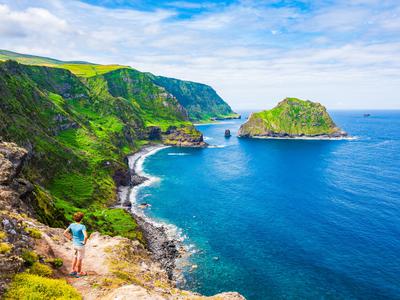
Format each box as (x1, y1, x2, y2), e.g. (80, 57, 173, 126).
(63, 228, 72, 241)
(83, 230, 88, 245)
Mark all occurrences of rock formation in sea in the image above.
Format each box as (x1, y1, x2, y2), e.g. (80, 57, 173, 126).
(238, 97, 348, 138)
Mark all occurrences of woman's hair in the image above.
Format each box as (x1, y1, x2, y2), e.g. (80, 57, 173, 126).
(73, 212, 84, 222)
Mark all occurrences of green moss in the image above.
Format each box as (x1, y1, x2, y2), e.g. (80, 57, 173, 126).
(29, 262, 53, 277)
(25, 228, 42, 239)
(4, 273, 81, 300)
(45, 258, 63, 269)
(0, 242, 12, 254)
(21, 250, 39, 266)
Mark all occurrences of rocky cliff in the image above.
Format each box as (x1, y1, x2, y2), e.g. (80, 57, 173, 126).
(239, 98, 347, 138)
(0, 60, 204, 236)
(149, 75, 240, 122)
(0, 49, 238, 123)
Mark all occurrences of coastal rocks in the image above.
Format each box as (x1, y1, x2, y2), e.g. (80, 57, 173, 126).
(224, 129, 231, 137)
(163, 125, 207, 147)
(238, 98, 348, 139)
(147, 126, 163, 140)
(131, 213, 179, 281)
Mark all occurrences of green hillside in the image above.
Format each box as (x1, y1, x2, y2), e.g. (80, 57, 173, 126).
(239, 98, 346, 138)
(0, 60, 199, 240)
(150, 75, 240, 121)
(0, 50, 238, 122)
(0, 49, 92, 66)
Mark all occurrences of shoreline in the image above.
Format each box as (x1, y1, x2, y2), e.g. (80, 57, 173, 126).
(118, 144, 188, 283)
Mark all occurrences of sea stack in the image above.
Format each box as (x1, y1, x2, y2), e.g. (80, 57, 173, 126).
(224, 129, 231, 138)
(238, 98, 347, 139)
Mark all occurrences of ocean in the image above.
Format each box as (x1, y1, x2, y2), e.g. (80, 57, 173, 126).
(135, 111, 400, 299)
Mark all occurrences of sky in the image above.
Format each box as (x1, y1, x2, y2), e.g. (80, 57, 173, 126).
(0, 0, 399, 110)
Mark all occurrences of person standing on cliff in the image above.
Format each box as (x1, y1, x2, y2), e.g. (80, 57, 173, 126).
(63, 212, 88, 277)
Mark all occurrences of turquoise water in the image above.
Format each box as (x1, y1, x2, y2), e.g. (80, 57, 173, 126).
(137, 111, 400, 299)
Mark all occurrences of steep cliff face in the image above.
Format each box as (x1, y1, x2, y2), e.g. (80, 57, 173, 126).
(239, 98, 347, 138)
(0, 50, 238, 123)
(150, 75, 240, 122)
(0, 60, 202, 238)
(99, 69, 190, 126)
(0, 141, 36, 293)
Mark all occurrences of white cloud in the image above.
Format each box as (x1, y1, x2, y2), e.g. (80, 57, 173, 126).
(0, 0, 399, 109)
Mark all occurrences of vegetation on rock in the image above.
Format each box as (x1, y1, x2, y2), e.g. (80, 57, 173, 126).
(28, 262, 53, 277)
(4, 273, 81, 300)
(149, 75, 239, 121)
(0, 49, 238, 122)
(239, 98, 347, 138)
(0, 58, 202, 239)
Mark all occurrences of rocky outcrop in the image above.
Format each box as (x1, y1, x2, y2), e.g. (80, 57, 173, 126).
(163, 126, 207, 147)
(0, 141, 33, 215)
(225, 129, 231, 137)
(0, 141, 35, 293)
(238, 98, 348, 139)
(149, 74, 239, 122)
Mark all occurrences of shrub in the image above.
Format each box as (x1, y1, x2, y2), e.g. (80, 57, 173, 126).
(45, 258, 63, 269)
(4, 273, 81, 300)
(0, 242, 12, 254)
(29, 262, 53, 277)
(25, 227, 42, 239)
(0, 230, 6, 240)
(21, 250, 38, 266)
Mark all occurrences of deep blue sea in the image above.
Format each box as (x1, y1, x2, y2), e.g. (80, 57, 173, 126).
(137, 111, 400, 300)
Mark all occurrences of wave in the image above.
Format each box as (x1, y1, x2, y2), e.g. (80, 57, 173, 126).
(125, 146, 169, 208)
(167, 153, 191, 156)
(204, 136, 214, 141)
(123, 145, 195, 280)
(208, 144, 227, 148)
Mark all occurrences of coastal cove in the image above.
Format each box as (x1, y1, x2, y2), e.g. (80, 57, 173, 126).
(128, 111, 400, 300)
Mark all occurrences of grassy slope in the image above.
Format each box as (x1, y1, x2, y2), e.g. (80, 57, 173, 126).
(0, 50, 237, 122)
(149, 74, 239, 121)
(99, 68, 191, 130)
(0, 60, 193, 241)
(240, 98, 339, 136)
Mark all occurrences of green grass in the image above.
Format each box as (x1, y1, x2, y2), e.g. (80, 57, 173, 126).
(4, 273, 81, 300)
(21, 250, 39, 266)
(242, 98, 338, 136)
(58, 64, 128, 77)
(25, 228, 42, 239)
(29, 262, 53, 277)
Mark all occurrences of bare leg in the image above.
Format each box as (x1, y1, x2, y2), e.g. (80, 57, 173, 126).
(77, 259, 82, 274)
(71, 257, 78, 273)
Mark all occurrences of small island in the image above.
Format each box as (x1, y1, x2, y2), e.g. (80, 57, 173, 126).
(238, 98, 347, 139)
